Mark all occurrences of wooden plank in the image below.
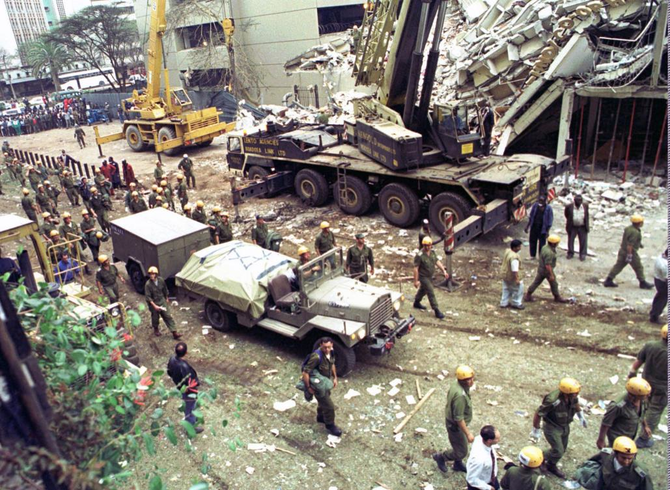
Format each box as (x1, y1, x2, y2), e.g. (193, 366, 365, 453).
(393, 387, 436, 434)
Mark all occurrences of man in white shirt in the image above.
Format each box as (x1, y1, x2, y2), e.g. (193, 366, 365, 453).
(649, 248, 667, 324)
(564, 194, 589, 261)
(466, 425, 501, 490)
(500, 240, 524, 309)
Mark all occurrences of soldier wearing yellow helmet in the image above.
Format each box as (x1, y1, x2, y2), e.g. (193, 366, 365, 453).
(251, 215, 268, 248)
(597, 377, 651, 449)
(96, 254, 126, 303)
(218, 210, 233, 244)
(576, 437, 652, 490)
(315, 221, 337, 268)
(525, 234, 569, 303)
(530, 378, 586, 478)
(153, 160, 163, 184)
(627, 325, 667, 448)
(182, 203, 192, 218)
(129, 190, 148, 214)
(148, 184, 159, 208)
(207, 206, 222, 244)
(191, 200, 206, 224)
(604, 214, 653, 289)
(500, 446, 550, 490)
(21, 187, 38, 223)
(433, 366, 475, 474)
(413, 236, 449, 319)
(176, 174, 188, 210)
(145, 266, 182, 339)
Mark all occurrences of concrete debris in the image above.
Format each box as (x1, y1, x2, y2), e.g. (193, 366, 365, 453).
(284, 37, 353, 75)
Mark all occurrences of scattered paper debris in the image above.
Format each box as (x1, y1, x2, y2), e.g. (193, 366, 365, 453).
(415, 427, 428, 434)
(367, 385, 383, 396)
(609, 375, 619, 385)
(393, 433, 403, 442)
(270, 429, 279, 437)
(469, 336, 481, 341)
(245, 467, 255, 475)
(576, 330, 592, 337)
(273, 400, 296, 412)
(343, 389, 361, 400)
(406, 395, 417, 405)
(388, 387, 400, 397)
(326, 434, 342, 448)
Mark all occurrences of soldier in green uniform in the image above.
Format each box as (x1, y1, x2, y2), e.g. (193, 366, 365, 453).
(530, 377, 587, 478)
(27, 166, 42, 192)
(124, 182, 137, 210)
(59, 211, 90, 274)
(597, 378, 651, 449)
(96, 254, 125, 303)
(251, 215, 269, 248)
(345, 233, 374, 283)
(525, 234, 569, 303)
(21, 188, 38, 223)
(433, 365, 475, 473)
(604, 215, 653, 289)
(176, 174, 188, 210)
(153, 160, 164, 184)
(44, 180, 60, 215)
(192, 201, 207, 224)
(218, 211, 233, 243)
(11, 158, 25, 186)
(207, 207, 221, 244)
(178, 153, 196, 189)
(161, 179, 175, 210)
(500, 446, 551, 490)
(144, 266, 182, 339)
(35, 184, 55, 216)
(315, 221, 337, 268)
(182, 203, 192, 218)
(62, 171, 80, 207)
(301, 337, 341, 436)
(577, 437, 653, 490)
(628, 325, 667, 448)
(47, 230, 68, 264)
(93, 168, 109, 197)
(148, 184, 158, 208)
(39, 212, 58, 242)
(129, 191, 148, 213)
(90, 187, 113, 232)
(413, 236, 448, 319)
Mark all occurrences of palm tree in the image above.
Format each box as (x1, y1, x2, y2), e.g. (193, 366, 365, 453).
(25, 36, 70, 92)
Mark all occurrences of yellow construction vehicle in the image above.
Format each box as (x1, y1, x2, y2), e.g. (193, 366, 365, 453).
(94, 0, 235, 156)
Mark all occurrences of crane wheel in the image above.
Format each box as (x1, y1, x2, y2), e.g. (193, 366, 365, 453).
(428, 192, 472, 234)
(157, 127, 180, 156)
(378, 182, 420, 228)
(125, 126, 146, 152)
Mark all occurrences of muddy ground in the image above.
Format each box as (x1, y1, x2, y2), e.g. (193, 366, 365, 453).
(2, 126, 667, 490)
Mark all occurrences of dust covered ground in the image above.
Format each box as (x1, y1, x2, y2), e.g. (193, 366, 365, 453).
(3, 127, 667, 490)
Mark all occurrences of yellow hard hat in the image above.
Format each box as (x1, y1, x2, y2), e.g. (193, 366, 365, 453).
(183, 203, 192, 211)
(320, 221, 330, 229)
(519, 446, 543, 468)
(547, 234, 561, 244)
(631, 214, 644, 224)
(196, 200, 204, 208)
(129, 182, 137, 188)
(155, 160, 161, 165)
(156, 187, 163, 194)
(221, 211, 229, 217)
(212, 206, 222, 213)
(44, 180, 50, 185)
(81, 209, 90, 216)
(298, 246, 310, 256)
(612, 436, 637, 454)
(156, 195, 163, 201)
(22, 188, 29, 195)
(456, 365, 474, 380)
(151, 184, 158, 191)
(95, 168, 101, 173)
(97, 254, 109, 264)
(162, 203, 169, 209)
(177, 174, 184, 180)
(131, 191, 139, 197)
(62, 212, 71, 218)
(422, 236, 433, 245)
(37, 183, 44, 188)
(558, 377, 581, 394)
(91, 186, 98, 193)
(160, 180, 167, 187)
(95, 231, 103, 238)
(148, 266, 158, 274)
(42, 211, 50, 218)
(49, 230, 59, 237)
(626, 377, 651, 396)
(662, 325, 667, 340)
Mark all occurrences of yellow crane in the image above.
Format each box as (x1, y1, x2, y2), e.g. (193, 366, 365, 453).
(94, 0, 235, 156)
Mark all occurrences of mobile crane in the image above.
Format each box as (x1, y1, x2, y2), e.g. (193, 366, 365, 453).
(228, 0, 568, 245)
(94, 0, 235, 156)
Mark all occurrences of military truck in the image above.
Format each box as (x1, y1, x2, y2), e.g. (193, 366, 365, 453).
(0, 214, 140, 368)
(176, 241, 414, 376)
(109, 208, 210, 294)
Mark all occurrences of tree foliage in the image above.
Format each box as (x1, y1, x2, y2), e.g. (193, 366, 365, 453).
(24, 36, 70, 92)
(47, 6, 140, 92)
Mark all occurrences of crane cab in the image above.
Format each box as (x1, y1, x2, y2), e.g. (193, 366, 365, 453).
(431, 102, 492, 161)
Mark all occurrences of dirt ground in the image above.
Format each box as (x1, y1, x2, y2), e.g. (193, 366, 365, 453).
(2, 127, 667, 490)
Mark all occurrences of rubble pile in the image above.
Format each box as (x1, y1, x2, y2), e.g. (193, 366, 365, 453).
(284, 37, 354, 75)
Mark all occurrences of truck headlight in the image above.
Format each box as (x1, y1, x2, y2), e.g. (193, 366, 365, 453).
(350, 327, 366, 340)
(393, 300, 401, 311)
(110, 307, 120, 317)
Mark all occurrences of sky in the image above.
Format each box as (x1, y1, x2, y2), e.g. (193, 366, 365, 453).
(0, 0, 92, 60)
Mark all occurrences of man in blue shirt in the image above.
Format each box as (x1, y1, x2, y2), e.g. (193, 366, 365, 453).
(524, 196, 553, 259)
(55, 251, 81, 284)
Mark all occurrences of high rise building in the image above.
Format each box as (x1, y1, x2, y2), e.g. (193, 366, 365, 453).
(3, 0, 49, 63)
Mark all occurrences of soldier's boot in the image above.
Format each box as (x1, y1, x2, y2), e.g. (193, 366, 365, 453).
(524, 293, 534, 302)
(325, 424, 342, 437)
(635, 436, 654, 448)
(545, 462, 566, 479)
(603, 277, 618, 287)
(639, 280, 654, 290)
(452, 460, 467, 473)
(413, 301, 427, 310)
(649, 315, 663, 324)
(153, 327, 162, 337)
(432, 453, 448, 473)
(553, 296, 569, 304)
(434, 309, 445, 319)
(194, 426, 204, 434)
(316, 414, 324, 424)
(172, 331, 183, 340)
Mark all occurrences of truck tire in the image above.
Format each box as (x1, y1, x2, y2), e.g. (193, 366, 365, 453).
(126, 262, 146, 294)
(295, 169, 329, 206)
(205, 300, 236, 332)
(428, 192, 473, 234)
(123, 345, 138, 358)
(248, 165, 269, 181)
(336, 175, 372, 216)
(125, 355, 141, 367)
(126, 125, 146, 152)
(378, 183, 420, 228)
(157, 126, 180, 156)
(312, 337, 356, 378)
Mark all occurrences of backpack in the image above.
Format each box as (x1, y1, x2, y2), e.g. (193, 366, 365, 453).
(301, 349, 323, 371)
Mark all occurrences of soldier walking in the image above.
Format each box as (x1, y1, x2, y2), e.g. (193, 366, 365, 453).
(167, 342, 203, 434)
(161, 179, 175, 210)
(74, 124, 86, 148)
(176, 174, 188, 210)
(413, 237, 448, 319)
(604, 215, 654, 289)
(433, 366, 475, 474)
(21, 188, 38, 223)
(597, 378, 651, 449)
(345, 233, 374, 283)
(178, 154, 196, 188)
(44, 180, 60, 215)
(301, 337, 342, 436)
(145, 266, 182, 339)
(96, 254, 125, 303)
(524, 235, 569, 303)
(530, 377, 587, 478)
(36, 184, 55, 216)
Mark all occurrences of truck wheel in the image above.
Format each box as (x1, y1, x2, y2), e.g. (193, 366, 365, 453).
(206, 300, 236, 332)
(378, 183, 420, 228)
(295, 169, 329, 206)
(123, 345, 138, 358)
(428, 192, 473, 234)
(157, 127, 180, 156)
(248, 165, 269, 181)
(125, 355, 141, 367)
(336, 175, 372, 216)
(126, 262, 146, 294)
(126, 126, 146, 152)
(312, 337, 356, 377)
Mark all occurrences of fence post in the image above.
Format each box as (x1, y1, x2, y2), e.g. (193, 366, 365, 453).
(82, 162, 89, 178)
(29, 153, 36, 166)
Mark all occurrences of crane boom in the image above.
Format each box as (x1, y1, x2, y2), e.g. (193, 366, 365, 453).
(146, 0, 166, 101)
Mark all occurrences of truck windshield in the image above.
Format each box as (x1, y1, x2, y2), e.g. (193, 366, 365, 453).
(298, 247, 344, 293)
